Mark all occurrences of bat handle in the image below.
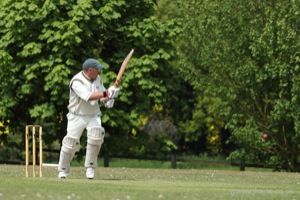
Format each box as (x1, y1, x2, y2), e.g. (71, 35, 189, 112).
(114, 79, 120, 87)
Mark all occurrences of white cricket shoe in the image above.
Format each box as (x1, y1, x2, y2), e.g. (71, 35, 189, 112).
(86, 167, 94, 179)
(58, 171, 68, 179)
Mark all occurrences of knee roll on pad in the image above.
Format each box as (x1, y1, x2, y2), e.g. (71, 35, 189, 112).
(87, 126, 105, 146)
(62, 136, 80, 154)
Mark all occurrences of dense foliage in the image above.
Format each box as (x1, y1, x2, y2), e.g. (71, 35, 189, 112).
(0, 0, 180, 160)
(176, 0, 300, 171)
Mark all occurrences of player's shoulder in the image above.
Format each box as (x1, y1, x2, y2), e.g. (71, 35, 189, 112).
(71, 71, 83, 79)
(70, 71, 85, 85)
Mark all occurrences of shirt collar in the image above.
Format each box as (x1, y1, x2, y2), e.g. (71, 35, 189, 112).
(81, 71, 94, 83)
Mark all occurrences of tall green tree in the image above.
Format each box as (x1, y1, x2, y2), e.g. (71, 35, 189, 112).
(177, 0, 300, 171)
(0, 0, 178, 158)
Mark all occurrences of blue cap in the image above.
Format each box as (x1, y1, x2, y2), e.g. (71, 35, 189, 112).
(82, 58, 104, 70)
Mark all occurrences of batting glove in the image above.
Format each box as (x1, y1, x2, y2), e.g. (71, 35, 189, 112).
(107, 86, 120, 98)
(101, 98, 115, 108)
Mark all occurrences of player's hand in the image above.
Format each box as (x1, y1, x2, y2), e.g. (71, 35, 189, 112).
(107, 86, 120, 98)
(101, 98, 115, 108)
(100, 97, 109, 102)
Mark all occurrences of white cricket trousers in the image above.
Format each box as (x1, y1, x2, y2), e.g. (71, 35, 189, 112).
(66, 112, 102, 139)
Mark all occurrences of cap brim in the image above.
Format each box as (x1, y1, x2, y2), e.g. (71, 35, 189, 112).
(95, 63, 104, 69)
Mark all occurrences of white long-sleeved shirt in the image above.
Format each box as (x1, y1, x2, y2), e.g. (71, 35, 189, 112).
(67, 71, 106, 115)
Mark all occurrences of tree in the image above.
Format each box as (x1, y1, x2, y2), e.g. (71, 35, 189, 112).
(176, 0, 300, 171)
(0, 0, 179, 160)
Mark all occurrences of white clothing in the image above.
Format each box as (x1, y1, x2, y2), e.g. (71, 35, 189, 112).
(66, 113, 102, 139)
(68, 71, 106, 115)
(58, 70, 107, 175)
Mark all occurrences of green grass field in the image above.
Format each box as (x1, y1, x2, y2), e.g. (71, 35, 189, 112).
(0, 163, 299, 200)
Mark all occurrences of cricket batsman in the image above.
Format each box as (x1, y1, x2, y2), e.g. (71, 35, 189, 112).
(57, 58, 119, 179)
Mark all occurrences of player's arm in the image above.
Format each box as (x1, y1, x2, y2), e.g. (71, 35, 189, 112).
(88, 87, 120, 101)
(72, 81, 108, 101)
(88, 91, 108, 101)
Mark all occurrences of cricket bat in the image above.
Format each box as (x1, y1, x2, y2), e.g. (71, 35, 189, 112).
(114, 49, 134, 87)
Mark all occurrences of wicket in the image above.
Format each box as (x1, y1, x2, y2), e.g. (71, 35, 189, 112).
(25, 125, 43, 177)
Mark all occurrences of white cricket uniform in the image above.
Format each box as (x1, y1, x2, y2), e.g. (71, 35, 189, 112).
(66, 71, 106, 139)
(58, 71, 106, 173)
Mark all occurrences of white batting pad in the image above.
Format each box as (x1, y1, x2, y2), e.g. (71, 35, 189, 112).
(87, 126, 105, 146)
(85, 144, 101, 168)
(85, 127, 105, 168)
(58, 149, 72, 172)
(58, 136, 80, 172)
(61, 136, 79, 153)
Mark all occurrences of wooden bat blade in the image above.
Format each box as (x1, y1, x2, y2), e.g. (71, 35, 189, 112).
(114, 49, 134, 87)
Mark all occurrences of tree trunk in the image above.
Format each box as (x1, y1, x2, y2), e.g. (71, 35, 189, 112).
(104, 154, 109, 167)
(240, 156, 245, 171)
(171, 151, 177, 169)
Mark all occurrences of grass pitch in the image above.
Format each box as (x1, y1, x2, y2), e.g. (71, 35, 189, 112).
(0, 164, 299, 200)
